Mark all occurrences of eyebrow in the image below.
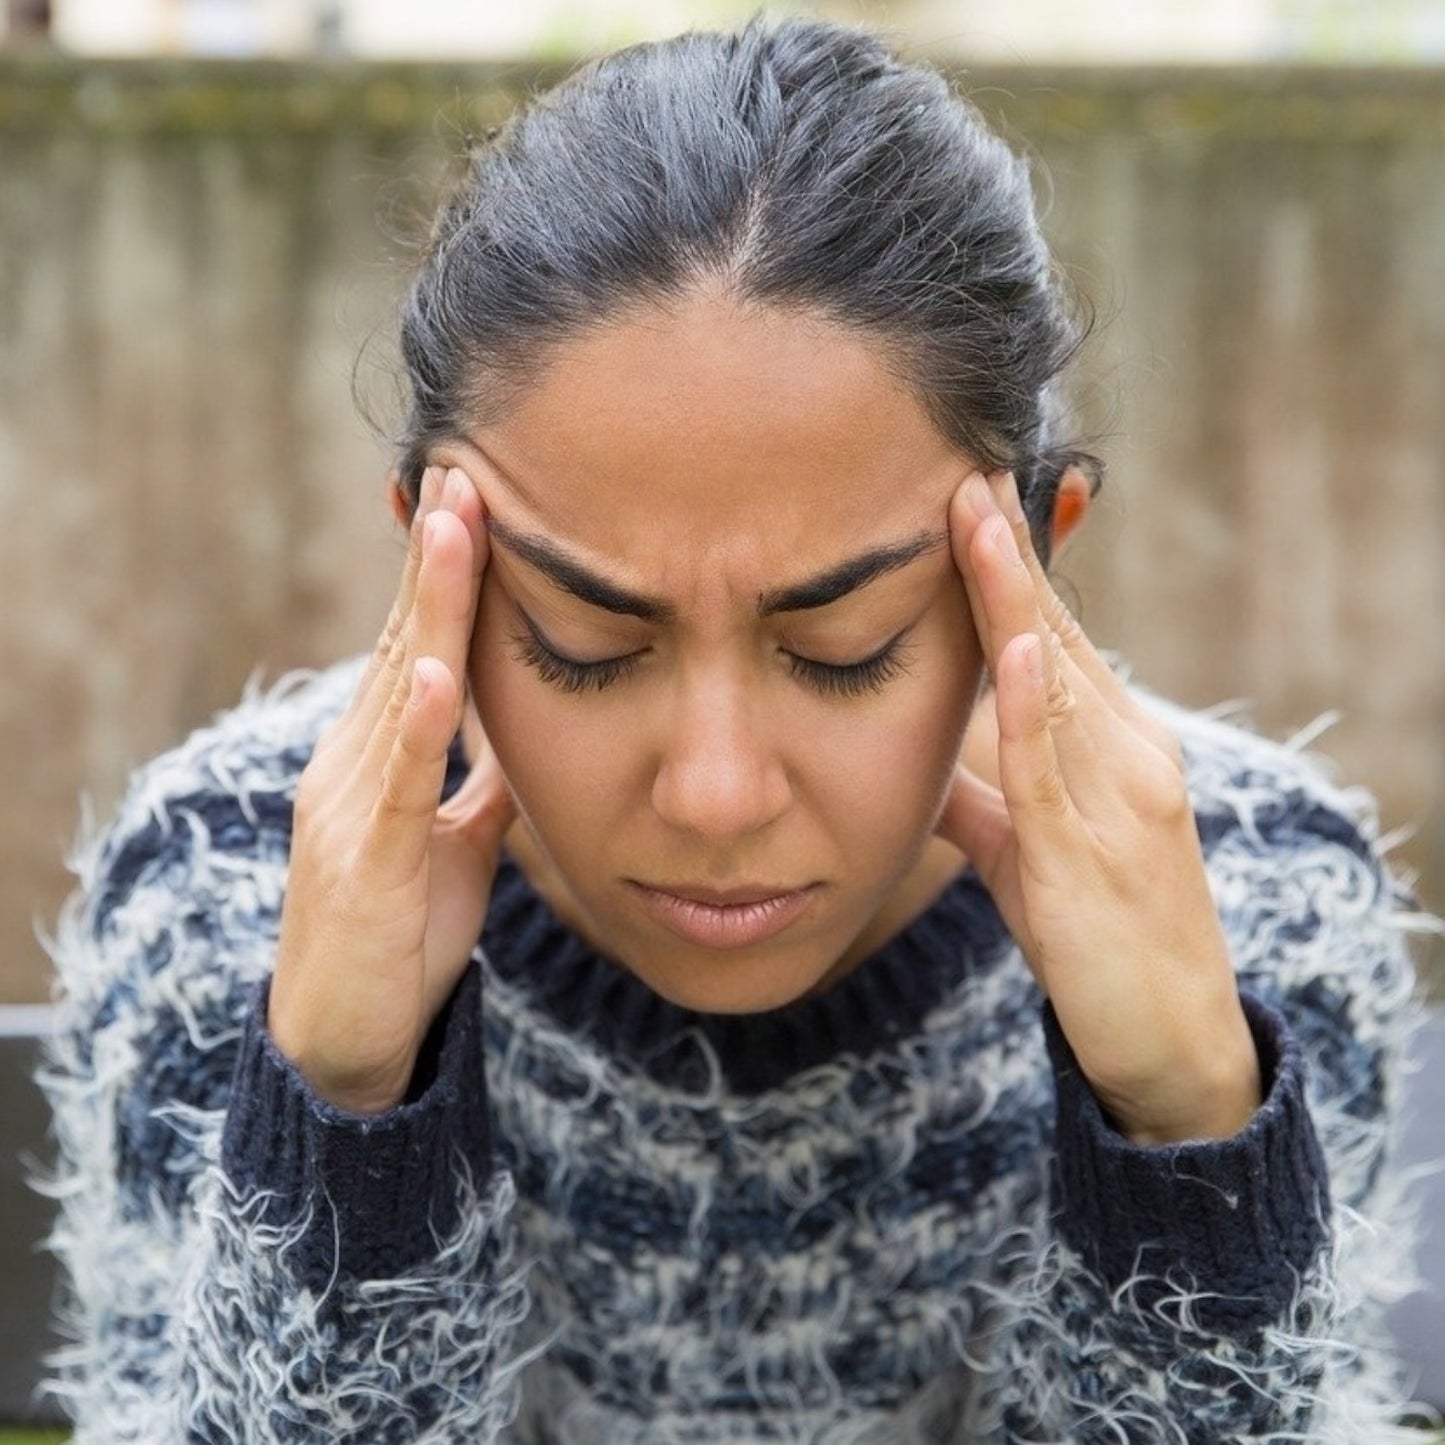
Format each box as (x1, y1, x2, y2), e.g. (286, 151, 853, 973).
(485, 517, 946, 623)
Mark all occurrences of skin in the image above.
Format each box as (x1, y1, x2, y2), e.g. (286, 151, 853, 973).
(451, 291, 983, 1016)
(271, 283, 1261, 1144)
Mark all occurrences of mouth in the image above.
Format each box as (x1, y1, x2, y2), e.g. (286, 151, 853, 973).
(625, 880, 821, 951)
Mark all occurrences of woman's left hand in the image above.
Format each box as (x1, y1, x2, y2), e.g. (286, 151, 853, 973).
(935, 469, 1262, 1145)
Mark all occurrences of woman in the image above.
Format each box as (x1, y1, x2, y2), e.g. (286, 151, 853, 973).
(35, 16, 1428, 1442)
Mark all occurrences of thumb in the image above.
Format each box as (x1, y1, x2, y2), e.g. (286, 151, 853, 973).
(934, 765, 1013, 890)
(436, 714, 516, 853)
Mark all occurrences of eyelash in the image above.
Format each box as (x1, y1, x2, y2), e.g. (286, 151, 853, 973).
(508, 623, 914, 699)
(786, 640, 912, 698)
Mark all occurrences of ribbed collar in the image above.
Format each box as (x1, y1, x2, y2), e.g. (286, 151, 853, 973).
(478, 845, 1010, 1097)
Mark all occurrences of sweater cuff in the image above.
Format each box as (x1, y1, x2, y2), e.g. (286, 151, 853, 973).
(221, 959, 492, 1292)
(1044, 988, 1331, 1335)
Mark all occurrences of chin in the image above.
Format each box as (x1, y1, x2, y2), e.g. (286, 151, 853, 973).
(624, 941, 848, 1016)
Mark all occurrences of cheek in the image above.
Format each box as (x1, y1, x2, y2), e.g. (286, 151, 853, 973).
(883, 603, 983, 812)
(803, 618, 982, 847)
(467, 581, 628, 830)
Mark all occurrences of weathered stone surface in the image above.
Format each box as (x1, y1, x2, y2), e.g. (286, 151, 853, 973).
(2, 59, 1440, 1001)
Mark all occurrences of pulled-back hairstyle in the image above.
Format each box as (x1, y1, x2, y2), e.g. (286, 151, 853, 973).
(397, 15, 1099, 564)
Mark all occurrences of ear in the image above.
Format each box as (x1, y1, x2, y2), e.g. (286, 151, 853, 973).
(387, 469, 412, 530)
(1050, 464, 1092, 552)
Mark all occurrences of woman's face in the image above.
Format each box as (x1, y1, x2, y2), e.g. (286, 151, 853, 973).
(457, 286, 985, 1013)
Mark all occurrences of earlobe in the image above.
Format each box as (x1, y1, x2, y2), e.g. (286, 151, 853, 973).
(1050, 466, 1092, 552)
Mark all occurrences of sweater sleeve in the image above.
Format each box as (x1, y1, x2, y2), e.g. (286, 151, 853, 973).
(962, 767, 1431, 1443)
(30, 704, 534, 1444)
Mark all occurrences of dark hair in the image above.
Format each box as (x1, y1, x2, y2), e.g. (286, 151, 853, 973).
(397, 15, 1100, 564)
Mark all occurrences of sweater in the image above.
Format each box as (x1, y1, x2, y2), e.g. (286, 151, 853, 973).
(29, 654, 1434, 1443)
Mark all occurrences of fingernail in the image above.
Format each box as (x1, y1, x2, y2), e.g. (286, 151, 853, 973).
(963, 473, 994, 521)
(419, 466, 443, 513)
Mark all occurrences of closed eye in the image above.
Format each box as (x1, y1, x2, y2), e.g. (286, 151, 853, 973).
(508, 613, 916, 699)
(508, 623, 646, 694)
(785, 631, 915, 697)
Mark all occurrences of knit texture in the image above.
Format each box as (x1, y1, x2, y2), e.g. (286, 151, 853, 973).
(30, 656, 1436, 1442)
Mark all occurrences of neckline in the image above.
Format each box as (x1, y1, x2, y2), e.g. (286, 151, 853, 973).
(479, 846, 1010, 1096)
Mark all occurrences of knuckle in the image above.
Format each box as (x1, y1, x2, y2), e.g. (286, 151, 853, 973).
(1094, 840, 1133, 894)
(379, 658, 417, 729)
(377, 734, 436, 822)
(1030, 764, 1071, 817)
(375, 769, 412, 824)
(1133, 751, 1193, 823)
(376, 752, 414, 818)
(1045, 593, 1082, 643)
(378, 601, 407, 651)
(1044, 674, 1076, 723)
(1042, 641, 1077, 723)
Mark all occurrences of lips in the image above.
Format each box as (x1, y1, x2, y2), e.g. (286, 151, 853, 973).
(626, 880, 821, 950)
(645, 882, 806, 906)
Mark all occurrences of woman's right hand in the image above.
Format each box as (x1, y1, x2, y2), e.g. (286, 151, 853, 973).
(268, 465, 515, 1114)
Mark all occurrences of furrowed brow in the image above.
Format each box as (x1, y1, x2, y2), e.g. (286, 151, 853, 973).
(487, 518, 676, 622)
(757, 532, 946, 615)
(486, 518, 945, 622)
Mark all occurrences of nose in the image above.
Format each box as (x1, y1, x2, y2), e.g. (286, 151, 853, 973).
(649, 669, 793, 843)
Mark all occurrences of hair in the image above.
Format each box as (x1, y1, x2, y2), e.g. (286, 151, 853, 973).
(396, 15, 1100, 565)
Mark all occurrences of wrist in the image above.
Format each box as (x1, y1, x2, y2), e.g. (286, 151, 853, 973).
(1097, 1012, 1264, 1146)
(265, 993, 413, 1116)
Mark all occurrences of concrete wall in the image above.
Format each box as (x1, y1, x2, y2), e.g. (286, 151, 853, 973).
(1, 57, 1442, 1002)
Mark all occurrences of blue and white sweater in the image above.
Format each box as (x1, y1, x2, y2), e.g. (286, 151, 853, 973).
(31, 655, 1433, 1442)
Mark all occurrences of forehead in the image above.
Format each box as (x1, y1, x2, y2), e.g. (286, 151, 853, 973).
(472, 287, 967, 590)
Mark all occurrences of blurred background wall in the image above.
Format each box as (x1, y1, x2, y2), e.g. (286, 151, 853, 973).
(1, 3, 1443, 1007)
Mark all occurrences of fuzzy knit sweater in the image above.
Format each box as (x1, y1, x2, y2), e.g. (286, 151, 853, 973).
(30, 655, 1434, 1443)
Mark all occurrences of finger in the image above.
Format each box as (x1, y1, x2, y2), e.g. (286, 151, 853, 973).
(994, 633, 1081, 868)
(933, 762, 1044, 979)
(436, 717, 516, 850)
(368, 655, 461, 880)
(416, 468, 490, 730)
(345, 464, 482, 779)
(976, 519, 1113, 792)
(954, 477, 1092, 735)
(992, 471, 1183, 768)
(934, 761, 1014, 885)
(967, 501, 1177, 824)
(948, 473, 1006, 683)
(338, 464, 448, 747)
(448, 466, 491, 645)
(357, 498, 477, 784)
(990, 470, 1109, 684)
(959, 497, 1082, 726)
(1034, 628, 1131, 818)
